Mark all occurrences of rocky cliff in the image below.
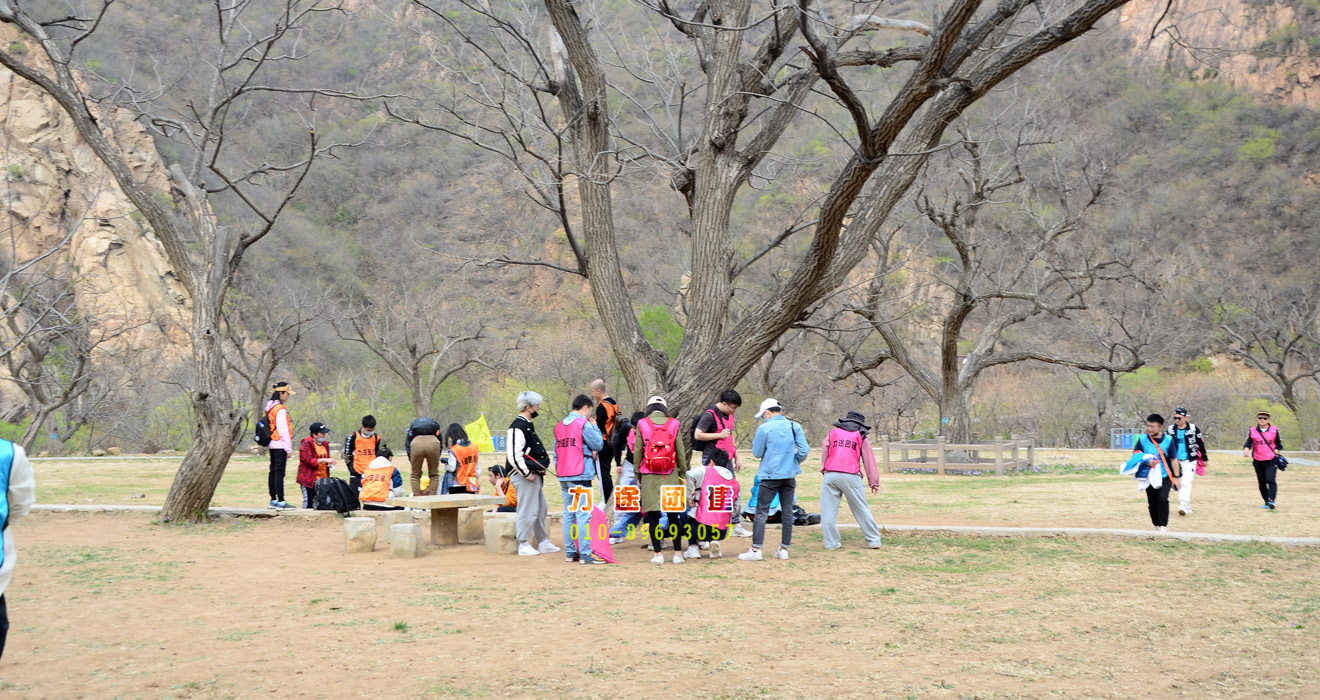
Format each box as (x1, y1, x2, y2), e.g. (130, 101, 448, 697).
(1119, 0, 1320, 106)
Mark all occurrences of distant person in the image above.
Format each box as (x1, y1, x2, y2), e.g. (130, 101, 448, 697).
(590, 379, 620, 513)
(507, 391, 558, 557)
(405, 417, 442, 496)
(819, 411, 884, 550)
(1243, 410, 1284, 510)
(633, 396, 686, 564)
(343, 415, 381, 493)
(609, 412, 644, 544)
(1131, 413, 1180, 531)
(693, 389, 751, 538)
(740, 399, 809, 562)
(360, 446, 404, 511)
(1167, 407, 1207, 516)
(296, 422, 336, 509)
(264, 382, 295, 510)
(487, 465, 517, 512)
(444, 423, 480, 494)
(1, 438, 36, 661)
(555, 394, 606, 564)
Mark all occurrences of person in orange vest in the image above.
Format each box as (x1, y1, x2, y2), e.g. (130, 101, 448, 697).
(487, 465, 517, 512)
(443, 423, 481, 494)
(264, 382, 295, 510)
(359, 446, 404, 511)
(590, 379, 620, 511)
(343, 415, 381, 493)
(296, 422, 336, 508)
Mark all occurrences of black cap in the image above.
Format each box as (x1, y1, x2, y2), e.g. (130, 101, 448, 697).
(309, 422, 329, 434)
(1174, 407, 1189, 416)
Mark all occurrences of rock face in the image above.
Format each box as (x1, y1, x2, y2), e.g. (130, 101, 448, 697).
(0, 27, 190, 418)
(1118, 0, 1320, 106)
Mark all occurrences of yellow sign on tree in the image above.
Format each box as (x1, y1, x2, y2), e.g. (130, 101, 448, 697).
(465, 413, 496, 452)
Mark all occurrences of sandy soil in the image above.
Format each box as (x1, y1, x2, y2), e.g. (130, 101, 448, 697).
(1, 511, 1317, 700)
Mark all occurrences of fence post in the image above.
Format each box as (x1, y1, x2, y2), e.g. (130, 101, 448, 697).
(901, 441, 909, 465)
(995, 440, 1005, 476)
(881, 434, 890, 473)
(937, 435, 946, 475)
(1028, 439, 1036, 469)
(1011, 433, 1020, 474)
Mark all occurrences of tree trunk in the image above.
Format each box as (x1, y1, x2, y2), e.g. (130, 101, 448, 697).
(1090, 372, 1119, 448)
(20, 406, 51, 451)
(941, 388, 973, 444)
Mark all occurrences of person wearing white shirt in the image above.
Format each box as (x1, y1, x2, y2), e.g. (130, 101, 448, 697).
(1, 438, 36, 661)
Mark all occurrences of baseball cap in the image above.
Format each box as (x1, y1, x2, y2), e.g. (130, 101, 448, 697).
(646, 395, 668, 408)
(1174, 407, 1189, 417)
(309, 422, 329, 434)
(272, 381, 295, 395)
(1257, 410, 1271, 418)
(754, 398, 782, 418)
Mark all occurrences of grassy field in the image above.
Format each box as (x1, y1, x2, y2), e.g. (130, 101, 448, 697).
(30, 449, 1320, 536)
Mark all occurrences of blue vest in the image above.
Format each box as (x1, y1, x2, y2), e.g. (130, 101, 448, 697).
(0, 440, 13, 567)
(1136, 434, 1173, 478)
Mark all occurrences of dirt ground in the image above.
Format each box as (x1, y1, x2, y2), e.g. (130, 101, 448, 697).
(1, 511, 1318, 700)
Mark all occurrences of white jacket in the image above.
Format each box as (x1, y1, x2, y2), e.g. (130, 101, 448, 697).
(2, 442, 37, 597)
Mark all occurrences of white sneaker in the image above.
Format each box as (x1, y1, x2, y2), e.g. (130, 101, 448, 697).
(672, 553, 685, 564)
(650, 554, 665, 565)
(645, 543, 655, 551)
(684, 545, 700, 560)
(775, 546, 789, 560)
(698, 541, 710, 551)
(537, 539, 560, 554)
(1156, 526, 1168, 532)
(518, 543, 540, 556)
(738, 548, 763, 561)
(609, 537, 623, 545)
(710, 541, 722, 558)
(1181, 506, 1192, 515)
(731, 524, 752, 538)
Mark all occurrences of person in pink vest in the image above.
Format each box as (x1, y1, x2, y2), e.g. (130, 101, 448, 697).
(819, 411, 884, 549)
(630, 396, 687, 564)
(692, 390, 750, 538)
(554, 394, 606, 564)
(1243, 410, 1284, 510)
(683, 460, 740, 559)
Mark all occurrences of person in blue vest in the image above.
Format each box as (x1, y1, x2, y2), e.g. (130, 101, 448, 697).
(0, 438, 36, 661)
(554, 394, 605, 564)
(1133, 413, 1181, 531)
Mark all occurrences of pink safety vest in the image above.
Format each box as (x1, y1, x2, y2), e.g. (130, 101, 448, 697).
(705, 408, 737, 458)
(693, 466, 740, 529)
(554, 416, 587, 479)
(822, 427, 864, 475)
(1249, 425, 1279, 461)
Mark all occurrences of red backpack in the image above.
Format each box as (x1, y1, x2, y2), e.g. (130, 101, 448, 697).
(638, 418, 678, 475)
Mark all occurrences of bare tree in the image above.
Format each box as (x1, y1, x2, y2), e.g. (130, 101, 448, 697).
(1211, 281, 1320, 417)
(0, 1, 379, 520)
(398, 0, 1137, 434)
(223, 279, 325, 434)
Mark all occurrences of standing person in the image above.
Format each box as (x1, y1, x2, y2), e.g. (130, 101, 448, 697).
(444, 424, 481, 495)
(555, 395, 606, 564)
(0, 438, 36, 661)
(1243, 410, 1284, 510)
(1167, 408, 1208, 516)
(608, 412, 644, 543)
(343, 415, 382, 493)
(693, 390, 751, 538)
(590, 379, 619, 511)
(819, 411, 884, 550)
(634, 396, 687, 564)
(405, 417, 442, 496)
(507, 391, 559, 557)
(264, 382, 295, 510)
(359, 446, 404, 511)
(740, 399, 809, 561)
(1132, 413, 1181, 531)
(296, 422, 336, 509)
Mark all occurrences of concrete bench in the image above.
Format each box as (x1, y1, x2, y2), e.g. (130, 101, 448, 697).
(384, 494, 506, 546)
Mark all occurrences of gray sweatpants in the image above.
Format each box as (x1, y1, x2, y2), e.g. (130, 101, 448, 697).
(510, 471, 549, 545)
(820, 471, 882, 548)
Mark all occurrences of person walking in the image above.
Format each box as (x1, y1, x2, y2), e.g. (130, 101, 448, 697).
(264, 382, 295, 510)
(405, 417, 442, 496)
(1130, 413, 1180, 531)
(296, 422, 335, 508)
(507, 391, 558, 557)
(343, 415, 381, 493)
(555, 395, 606, 564)
(0, 438, 36, 661)
(1243, 410, 1284, 510)
(444, 423, 481, 494)
(740, 399, 809, 561)
(819, 411, 884, 550)
(589, 379, 619, 512)
(693, 390, 751, 538)
(634, 396, 687, 564)
(1167, 407, 1207, 516)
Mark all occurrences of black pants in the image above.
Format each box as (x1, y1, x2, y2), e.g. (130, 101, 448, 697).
(362, 503, 404, 511)
(645, 511, 684, 552)
(1146, 480, 1171, 527)
(1253, 459, 1278, 504)
(0, 594, 8, 661)
(598, 444, 615, 503)
(268, 449, 288, 502)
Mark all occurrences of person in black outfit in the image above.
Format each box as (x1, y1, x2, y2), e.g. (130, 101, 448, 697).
(1242, 411, 1284, 509)
(590, 379, 620, 505)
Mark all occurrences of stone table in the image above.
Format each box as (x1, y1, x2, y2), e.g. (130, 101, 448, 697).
(384, 494, 506, 546)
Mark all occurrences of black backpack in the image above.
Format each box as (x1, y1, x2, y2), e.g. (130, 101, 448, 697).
(691, 408, 723, 452)
(254, 415, 272, 447)
(314, 477, 359, 514)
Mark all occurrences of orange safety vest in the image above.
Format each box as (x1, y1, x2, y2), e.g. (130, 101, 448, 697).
(361, 461, 394, 503)
(451, 443, 480, 493)
(496, 475, 517, 507)
(268, 403, 287, 442)
(352, 432, 381, 474)
(600, 398, 619, 438)
(313, 441, 331, 480)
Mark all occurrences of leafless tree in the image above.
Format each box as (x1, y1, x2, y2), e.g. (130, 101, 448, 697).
(396, 0, 1137, 435)
(0, 0, 381, 520)
(1210, 281, 1320, 418)
(223, 279, 325, 434)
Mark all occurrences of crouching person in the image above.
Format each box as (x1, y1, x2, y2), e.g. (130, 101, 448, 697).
(819, 411, 883, 550)
(683, 452, 739, 559)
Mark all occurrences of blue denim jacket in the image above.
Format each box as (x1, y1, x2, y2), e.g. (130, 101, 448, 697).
(556, 413, 604, 481)
(752, 415, 810, 479)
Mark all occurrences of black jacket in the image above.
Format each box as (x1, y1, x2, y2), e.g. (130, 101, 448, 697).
(405, 417, 441, 456)
(1165, 422, 1207, 462)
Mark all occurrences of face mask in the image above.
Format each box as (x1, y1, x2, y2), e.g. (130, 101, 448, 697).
(315, 436, 327, 444)
(362, 430, 374, 437)
(530, 411, 540, 419)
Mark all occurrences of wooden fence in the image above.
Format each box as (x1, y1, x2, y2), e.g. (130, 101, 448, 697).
(878, 434, 1035, 476)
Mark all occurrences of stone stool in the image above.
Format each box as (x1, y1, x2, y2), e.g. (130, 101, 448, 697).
(390, 523, 425, 559)
(343, 517, 377, 553)
(484, 516, 518, 555)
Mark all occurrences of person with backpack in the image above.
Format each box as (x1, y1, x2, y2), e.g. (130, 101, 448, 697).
(740, 399, 809, 561)
(1243, 410, 1284, 510)
(819, 411, 884, 550)
(631, 396, 687, 564)
(507, 391, 558, 557)
(590, 379, 620, 511)
(296, 422, 336, 509)
(444, 423, 481, 495)
(264, 382, 296, 510)
(1129, 413, 1181, 531)
(692, 389, 751, 538)
(360, 447, 405, 511)
(608, 412, 645, 544)
(555, 394, 607, 564)
(405, 417, 443, 496)
(1167, 407, 1208, 516)
(344, 415, 381, 493)
(0, 438, 36, 661)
